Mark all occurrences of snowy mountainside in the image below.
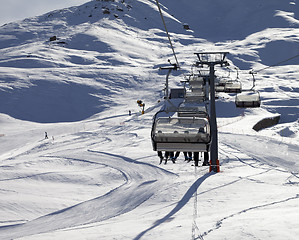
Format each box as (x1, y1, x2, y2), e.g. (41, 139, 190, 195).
(0, 0, 299, 239)
(160, 0, 299, 40)
(0, 0, 298, 128)
(0, 0, 175, 123)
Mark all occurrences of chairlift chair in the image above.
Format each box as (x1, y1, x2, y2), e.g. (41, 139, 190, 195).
(221, 67, 242, 93)
(186, 81, 208, 102)
(215, 67, 231, 90)
(224, 80, 242, 93)
(185, 90, 206, 102)
(151, 115, 211, 152)
(235, 91, 261, 108)
(216, 68, 231, 87)
(178, 102, 209, 118)
(215, 85, 225, 92)
(217, 77, 228, 86)
(235, 71, 261, 108)
(215, 77, 228, 92)
(189, 75, 205, 85)
(189, 77, 207, 94)
(190, 85, 205, 93)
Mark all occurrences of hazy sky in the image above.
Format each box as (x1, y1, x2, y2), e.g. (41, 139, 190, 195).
(0, 0, 90, 25)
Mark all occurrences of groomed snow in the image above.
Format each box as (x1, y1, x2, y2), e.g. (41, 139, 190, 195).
(0, 0, 298, 239)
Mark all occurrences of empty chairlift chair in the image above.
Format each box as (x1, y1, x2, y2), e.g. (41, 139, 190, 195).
(178, 102, 209, 118)
(235, 71, 261, 108)
(185, 90, 206, 102)
(185, 75, 208, 102)
(235, 91, 261, 108)
(223, 67, 242, 93)
(224, 80, 242, 93)
(215, 76, 229, 92)
(189, 75, 205, 88)
(215, 67, 232, 92)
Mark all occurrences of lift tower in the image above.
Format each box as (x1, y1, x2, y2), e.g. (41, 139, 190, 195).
(195, 52, 229, 172)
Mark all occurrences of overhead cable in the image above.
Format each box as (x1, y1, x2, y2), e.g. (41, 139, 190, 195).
(254, 53, 299, 73)
(155, 0, 180, 68)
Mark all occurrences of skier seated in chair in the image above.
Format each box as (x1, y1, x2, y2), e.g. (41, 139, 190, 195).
(158, 151, 175, 164)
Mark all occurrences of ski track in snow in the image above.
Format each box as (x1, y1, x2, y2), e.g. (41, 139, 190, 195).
(0, 119, 298, 239)
(220, 134, 299, 177)
(0, 0, 299, 239)
(0, 149, 176, 239)
(204, 194, 299, 237)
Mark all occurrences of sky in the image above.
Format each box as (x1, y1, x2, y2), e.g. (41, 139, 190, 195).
(0, 0, 90, 26)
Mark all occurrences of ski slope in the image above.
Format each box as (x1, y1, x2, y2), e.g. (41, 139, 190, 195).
(0, 0, 298, 239)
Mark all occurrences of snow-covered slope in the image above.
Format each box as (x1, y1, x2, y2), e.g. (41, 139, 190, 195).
(0, 0, 174, 123)
(0, 0, 298, 239)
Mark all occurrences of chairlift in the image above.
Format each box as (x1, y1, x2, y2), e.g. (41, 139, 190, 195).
(235, 71, 261, 108)
(215, 77, 228, 92)
(190, 81, 204, 90)
(185, 79, 208, 102)
(224, 80, 242, 93)
(235, 91, 261, 108)
(189, 75, 205, 85)
(190, 85, 205, 93)
(169, 88, 185, 99)
(151, 114, 211, 152)
(217, 77, 228, 86)
(188, 74, 209, 96)
(185, 90, 206, 102)
(178, 102, 209, 118)
(215, 68, 233, 92)
(215, 85, 225, 92)
(220, 67, 242, 93)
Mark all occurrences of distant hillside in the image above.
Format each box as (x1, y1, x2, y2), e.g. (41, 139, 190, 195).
(0, 0, 298, 131)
